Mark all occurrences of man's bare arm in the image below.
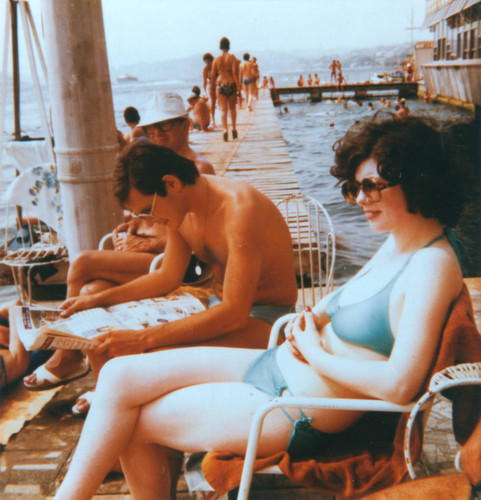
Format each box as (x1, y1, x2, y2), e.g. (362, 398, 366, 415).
(95, 202, 266, 355)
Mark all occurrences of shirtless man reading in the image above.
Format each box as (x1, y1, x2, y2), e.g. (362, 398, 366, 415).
(23, 92, 216, 392)
(63, 141, 297, 361)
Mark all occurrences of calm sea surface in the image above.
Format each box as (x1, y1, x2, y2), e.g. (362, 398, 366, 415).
(1, 68, 473, 283)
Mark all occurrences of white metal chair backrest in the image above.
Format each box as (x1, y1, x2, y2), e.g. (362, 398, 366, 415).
(276, 193, 336, 310)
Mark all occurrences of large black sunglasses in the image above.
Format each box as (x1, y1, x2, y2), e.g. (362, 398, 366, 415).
(341, 178, 396, 204)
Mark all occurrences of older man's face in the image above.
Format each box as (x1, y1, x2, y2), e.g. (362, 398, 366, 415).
(145, 119, 186, 152)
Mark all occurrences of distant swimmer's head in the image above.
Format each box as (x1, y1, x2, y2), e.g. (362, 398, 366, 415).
(331, 115, 464, 227)
(220, 37, 230, 51)
(114, 141, 199, 205)
(243, 53, 250, 61)
(203, 53, 214, 62)
(123, 106, 140, 125)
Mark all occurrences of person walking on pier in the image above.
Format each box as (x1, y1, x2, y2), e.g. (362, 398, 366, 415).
(211, 37, 239, 141)
(202, 53, 217, 128)
(240, 53, 255, 111)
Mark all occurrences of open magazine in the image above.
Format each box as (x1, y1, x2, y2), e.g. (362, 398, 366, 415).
(15, 292, 206, 351)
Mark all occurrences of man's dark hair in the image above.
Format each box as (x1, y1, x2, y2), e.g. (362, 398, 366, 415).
(203, 52, 214, 62)
(123, 106, 140, 124)
(191, 85, 201, 96)
(243, 53, 250, 61)
(331, 114, 464, 227)
(114, 141, 199, 205)
(220, 37, 230, 51)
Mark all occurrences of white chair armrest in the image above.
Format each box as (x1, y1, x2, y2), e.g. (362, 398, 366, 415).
(149, 253, 165, 273)
(404, 362, 481, 480)
(98, 232, 114, 250)
(268, 313, 297, 349)
(237, 397, 414, 500)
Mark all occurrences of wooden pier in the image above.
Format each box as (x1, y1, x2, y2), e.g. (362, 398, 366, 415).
(271, 81, 418, 102)
(1, 94, 479, 500)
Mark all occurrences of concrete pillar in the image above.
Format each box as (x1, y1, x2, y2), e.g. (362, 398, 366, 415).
(41, 0, 122, 257)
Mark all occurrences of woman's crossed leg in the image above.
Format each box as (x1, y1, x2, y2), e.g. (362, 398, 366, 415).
(55, 346, 294, 500)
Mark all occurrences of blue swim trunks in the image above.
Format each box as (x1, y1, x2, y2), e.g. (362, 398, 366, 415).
(243, 346, 332, 459)
(207, 295, 295, 326)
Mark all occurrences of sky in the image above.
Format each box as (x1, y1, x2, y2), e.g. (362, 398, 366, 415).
(2, 0, 431, 73)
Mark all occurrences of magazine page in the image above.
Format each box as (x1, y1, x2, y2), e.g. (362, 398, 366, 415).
(14, 305, 107, 350)
(107, 293, 206, 330)
(16, 292, 206, 350)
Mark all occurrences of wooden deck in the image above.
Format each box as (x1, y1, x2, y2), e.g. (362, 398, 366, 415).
(191, 95, 300, 200)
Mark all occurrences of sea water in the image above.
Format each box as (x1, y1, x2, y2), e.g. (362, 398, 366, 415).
(1, 70, 473, 283)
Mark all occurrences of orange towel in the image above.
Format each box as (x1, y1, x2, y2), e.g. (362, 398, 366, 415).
(202, 285, 481, 497)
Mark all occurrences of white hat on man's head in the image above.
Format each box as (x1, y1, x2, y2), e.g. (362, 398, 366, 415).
(140, 92, 188, 127)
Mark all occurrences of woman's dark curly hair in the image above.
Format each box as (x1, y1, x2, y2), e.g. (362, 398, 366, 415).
(330, 114, 464, 227)
(114, 141, 199, 206)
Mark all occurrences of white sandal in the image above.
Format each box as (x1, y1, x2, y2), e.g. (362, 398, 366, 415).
(23, 358, 90, 391)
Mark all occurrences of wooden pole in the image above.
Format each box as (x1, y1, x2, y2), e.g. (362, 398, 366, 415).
(10, 0, 20, 141)
(40, 0, 122, 257)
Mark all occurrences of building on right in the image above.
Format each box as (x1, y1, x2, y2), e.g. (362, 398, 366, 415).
(420, 0, 481, 115)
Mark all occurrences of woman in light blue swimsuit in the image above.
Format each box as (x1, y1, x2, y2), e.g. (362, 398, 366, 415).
(55, 115, 470, 499)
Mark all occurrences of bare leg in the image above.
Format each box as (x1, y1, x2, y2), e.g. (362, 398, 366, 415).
(122, 374, 295, 497)
(210, 91, 216, 127)
(218, 93, 228, 136)
(228, 93, 237, 135)
(67, 250, 154, 297)
(54, 347, 266, 499)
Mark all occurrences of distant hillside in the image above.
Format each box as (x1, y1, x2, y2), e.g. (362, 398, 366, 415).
(110, 42, 414, 83)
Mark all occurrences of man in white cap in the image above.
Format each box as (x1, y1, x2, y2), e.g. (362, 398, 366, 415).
(23, 92, 214, 394)
(141, 92, 215, 175)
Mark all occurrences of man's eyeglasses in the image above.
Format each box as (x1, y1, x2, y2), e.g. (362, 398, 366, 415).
(341, 178, 396, 204)
(131, 193, 157, 218)
(148, 119, 183, 133)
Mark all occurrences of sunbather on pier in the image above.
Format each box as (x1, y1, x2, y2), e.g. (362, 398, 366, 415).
(202, 53, 217, 128)
(55, 116, 469, 500)
(122, 106, 145, 142)
(50, 141, 296, 413)
(23, 92, 215, 393)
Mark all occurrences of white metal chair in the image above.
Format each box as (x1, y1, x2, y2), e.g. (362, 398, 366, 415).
(98, 231, 164, 274)
(99, 232, 212, 284)
(234, 313, 415, 499)
(404, 361, 481, 479)
(199, 281, 481, 500)
(1, 164, 68, 305)
(276, 193, 336, 310)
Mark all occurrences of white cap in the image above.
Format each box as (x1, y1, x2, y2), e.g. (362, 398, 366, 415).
(140, 92, 188, 127)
